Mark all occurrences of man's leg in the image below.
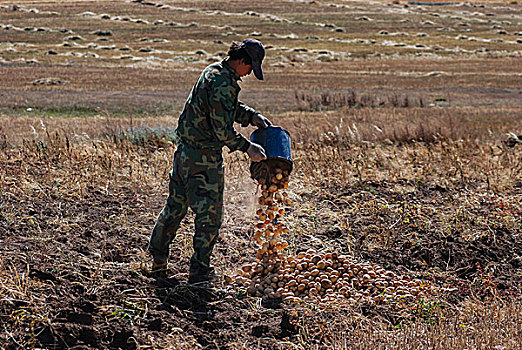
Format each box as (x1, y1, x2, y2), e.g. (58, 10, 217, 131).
(148, 151, 188, 267)
(185, 163, 224, 281)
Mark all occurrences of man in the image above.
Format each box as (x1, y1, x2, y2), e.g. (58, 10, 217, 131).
(148, 39, 271, 283)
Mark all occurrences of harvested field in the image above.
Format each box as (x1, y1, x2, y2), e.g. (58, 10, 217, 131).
(0, 0, 521, 349)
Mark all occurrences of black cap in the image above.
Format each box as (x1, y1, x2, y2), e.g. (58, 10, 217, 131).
(241, 39, 265, 80)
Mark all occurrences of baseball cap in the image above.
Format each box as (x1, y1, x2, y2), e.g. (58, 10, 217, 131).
(241, 38, 265, 80)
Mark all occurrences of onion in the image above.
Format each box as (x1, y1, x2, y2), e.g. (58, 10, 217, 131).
(321, 279, 332, 289)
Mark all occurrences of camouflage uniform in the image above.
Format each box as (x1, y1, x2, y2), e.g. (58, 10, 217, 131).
(148, 59, 258, 277)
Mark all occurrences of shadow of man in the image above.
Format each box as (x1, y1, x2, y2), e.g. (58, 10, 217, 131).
(154, 276, 217, 320)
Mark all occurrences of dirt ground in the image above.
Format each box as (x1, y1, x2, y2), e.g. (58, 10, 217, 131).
(1, 134, 521, 349)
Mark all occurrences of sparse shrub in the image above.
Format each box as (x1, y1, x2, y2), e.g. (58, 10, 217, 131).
(295, 90, 425, 111)
(107, 125, 176, 149)
(0, 134, 6, 150)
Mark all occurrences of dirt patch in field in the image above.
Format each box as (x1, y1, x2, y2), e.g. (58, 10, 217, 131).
(1, 156, 520, 349)
(316, 180, 522, 301)
(0, 159, 300, 349)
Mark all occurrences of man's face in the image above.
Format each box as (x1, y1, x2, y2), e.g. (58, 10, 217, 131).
(237, 59, 253, 77)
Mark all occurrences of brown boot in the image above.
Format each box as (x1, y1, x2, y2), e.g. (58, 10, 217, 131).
(188, 266, 216, 285)
(151, 260, 168, 278)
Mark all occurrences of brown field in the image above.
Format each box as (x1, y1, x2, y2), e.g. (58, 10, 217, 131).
(1, 0, 521, 349)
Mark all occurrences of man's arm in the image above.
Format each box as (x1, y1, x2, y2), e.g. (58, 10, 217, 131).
(235, 101, 272, 129)
(236, 100, 272, 129)
(234, 100, 257, 127)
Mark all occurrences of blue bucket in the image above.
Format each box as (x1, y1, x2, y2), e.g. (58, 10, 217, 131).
(250, 126, 293, 181)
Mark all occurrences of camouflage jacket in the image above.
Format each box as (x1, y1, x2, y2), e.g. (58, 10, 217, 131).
(175, 59, 258, 153)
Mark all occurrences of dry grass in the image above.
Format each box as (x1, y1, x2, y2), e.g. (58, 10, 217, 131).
(296, 299, 522, 350)
(1, 106, 520, 348)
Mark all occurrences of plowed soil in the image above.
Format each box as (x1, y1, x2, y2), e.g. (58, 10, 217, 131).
(1, 153, 520, 349)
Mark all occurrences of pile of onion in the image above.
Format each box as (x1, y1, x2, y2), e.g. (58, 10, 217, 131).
(225, 168, 435, 305)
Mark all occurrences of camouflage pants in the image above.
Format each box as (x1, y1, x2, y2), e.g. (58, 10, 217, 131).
(148, 142, 224, 276)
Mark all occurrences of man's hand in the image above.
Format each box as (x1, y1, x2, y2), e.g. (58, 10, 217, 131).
(252, 113, 272, 129)
(247, 143, 267, 162)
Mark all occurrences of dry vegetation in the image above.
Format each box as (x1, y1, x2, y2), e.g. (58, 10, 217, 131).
(1, 0, 521, 349)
